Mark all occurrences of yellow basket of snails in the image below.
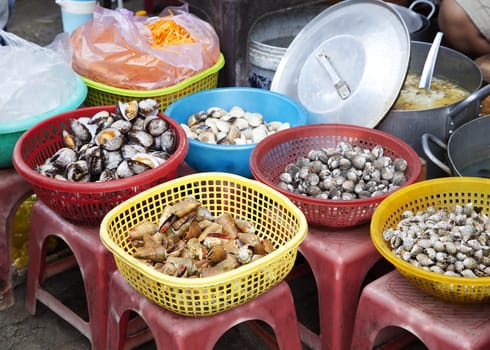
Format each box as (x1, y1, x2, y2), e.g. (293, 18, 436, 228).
(100, 172, 308, 316)
(371, 177, 490, 304)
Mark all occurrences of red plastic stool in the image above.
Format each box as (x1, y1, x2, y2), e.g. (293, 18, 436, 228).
(293, 224, 385, 350)
(0, 168, 32, 310)
(351, 270, 490, 350)
(107, 269, 302, 350)
(25, 200, 116, 350)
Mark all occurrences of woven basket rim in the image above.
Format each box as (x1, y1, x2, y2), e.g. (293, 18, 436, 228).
(250, 123, 422, 208)
(371, 176, 490, 287)
(81, 53, 225, 96)
(99, 172, 309, 288)
(12, 105, 189, 193)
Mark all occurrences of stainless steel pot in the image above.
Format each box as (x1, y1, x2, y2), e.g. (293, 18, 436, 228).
(376, 41, 490, 179)
(389, 0, 436, 42)
(422, 116, 490, 177)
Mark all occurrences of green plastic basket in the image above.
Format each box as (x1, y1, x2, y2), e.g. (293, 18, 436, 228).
(82, 53, 224, 111)
(0, 75, 88, 168)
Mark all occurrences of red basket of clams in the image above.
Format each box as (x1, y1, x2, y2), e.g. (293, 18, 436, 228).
(250, 124, 422, 228)
(13, 99, 188, 226)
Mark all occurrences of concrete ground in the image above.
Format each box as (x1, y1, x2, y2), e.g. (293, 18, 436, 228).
(8, 0, 146, 46)
(8, 0, 63, 46)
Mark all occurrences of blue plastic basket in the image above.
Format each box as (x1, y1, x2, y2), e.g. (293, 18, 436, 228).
(0, 74, 87, 168)
(164, 87, 307, 177)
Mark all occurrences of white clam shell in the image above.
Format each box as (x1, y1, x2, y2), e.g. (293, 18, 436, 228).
(245, 112, 263, 127)
(234, 135, 248, 145)
(183, 105, 291, 145)
(252, 124, 268, 143)
(233, 117, 249, 130)
(180, 124, 196, 139)
(215, 119, 231, 132)
(229, 106, 246, 118)
(205, 118, 219, 134)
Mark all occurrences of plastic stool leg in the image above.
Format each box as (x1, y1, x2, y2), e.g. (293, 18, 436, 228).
(295, 224, 383, 350)
(26, 201, 116, 350)
(24, 217, 47, 315)
(0, 169, 32, 310)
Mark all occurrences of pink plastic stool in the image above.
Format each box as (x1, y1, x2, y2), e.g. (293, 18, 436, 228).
(293, 224, 385, 350)
(0, 168, 32, 310)
(351, 269, 490, 350)
(107, 269, 302, 350)
(25, 200, 116, 350)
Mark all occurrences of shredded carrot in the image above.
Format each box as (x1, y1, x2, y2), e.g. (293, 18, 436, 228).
(146, 16, 196, 48)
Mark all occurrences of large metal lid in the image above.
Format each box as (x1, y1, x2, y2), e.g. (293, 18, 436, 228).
(271, 0, 410, 127)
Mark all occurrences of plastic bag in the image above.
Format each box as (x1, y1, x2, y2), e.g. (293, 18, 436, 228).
(0, 30, 77, 122)
(71, 3, 220, 90)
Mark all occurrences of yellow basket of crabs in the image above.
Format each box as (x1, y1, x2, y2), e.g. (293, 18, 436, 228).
(100, 172, 308, 316)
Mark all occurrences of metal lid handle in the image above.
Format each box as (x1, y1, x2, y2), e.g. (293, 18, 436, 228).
(315, 51, 351, 100)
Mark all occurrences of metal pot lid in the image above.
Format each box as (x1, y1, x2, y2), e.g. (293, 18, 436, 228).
(271, 0, 410, 127)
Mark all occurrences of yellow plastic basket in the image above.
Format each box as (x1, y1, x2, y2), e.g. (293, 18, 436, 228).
(371, 177, 490, 304)
(81, 53, 224, 111)
(100, 172, 308, 316)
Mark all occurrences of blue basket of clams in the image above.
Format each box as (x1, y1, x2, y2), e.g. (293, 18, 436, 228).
(165, 87, 308, 177)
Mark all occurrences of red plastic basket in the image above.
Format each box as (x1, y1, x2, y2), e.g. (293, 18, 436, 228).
(250, 124, 422, 228)
(13, 106, 188, 226)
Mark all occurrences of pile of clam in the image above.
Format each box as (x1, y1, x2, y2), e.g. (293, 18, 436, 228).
(384, 203, 490, 278)
(180, 106, 290, 145)
(278, 141, 408, 200)
(35, 99, 178, 182)
(129, 196, 275, 278)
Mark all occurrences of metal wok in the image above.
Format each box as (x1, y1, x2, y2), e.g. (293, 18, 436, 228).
(422, 116, 490, 177)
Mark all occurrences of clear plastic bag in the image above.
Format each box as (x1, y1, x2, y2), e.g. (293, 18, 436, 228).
(0, 30, 77, 122)
(71, 3, 220, 90)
